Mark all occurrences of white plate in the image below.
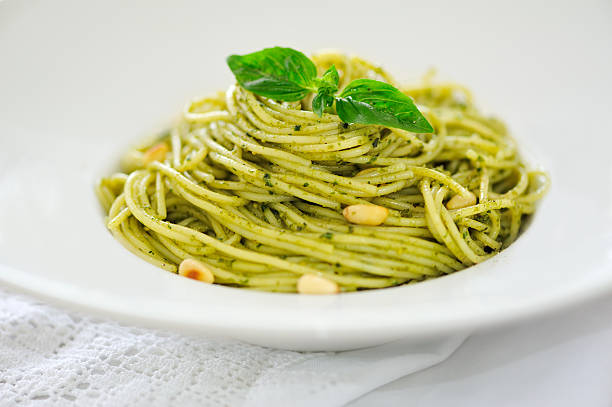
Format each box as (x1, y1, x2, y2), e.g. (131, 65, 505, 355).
(1, 0, 611, 351)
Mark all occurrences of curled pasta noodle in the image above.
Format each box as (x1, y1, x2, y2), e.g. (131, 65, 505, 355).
(96, 51, 549, 293)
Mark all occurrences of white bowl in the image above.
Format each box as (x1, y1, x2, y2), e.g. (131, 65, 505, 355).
(1, 0, 611, 351)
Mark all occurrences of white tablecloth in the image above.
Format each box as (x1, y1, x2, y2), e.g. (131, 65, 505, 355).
(2, 287, 611, 406)
(351, 293, 612, 406)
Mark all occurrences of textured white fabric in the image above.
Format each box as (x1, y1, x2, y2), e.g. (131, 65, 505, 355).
(350, 294, 612, 407)
(0, 288, 464, 406)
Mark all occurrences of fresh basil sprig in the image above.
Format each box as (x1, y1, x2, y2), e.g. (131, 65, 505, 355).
(312, 65, 339, 117)
(226, 47, 318, 101)
(227, 47, 433, 133)
(336, 79, 434, 133)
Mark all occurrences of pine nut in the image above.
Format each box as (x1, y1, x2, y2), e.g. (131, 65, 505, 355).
(297, 274, 339, 295)
(178, 258, 214, 284)
(342, 204, 389, 226)
(446, 191, 477, 209)
(143, 142, 169, 164)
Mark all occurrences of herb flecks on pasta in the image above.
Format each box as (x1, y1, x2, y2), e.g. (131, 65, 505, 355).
(96, 48, 549, 294)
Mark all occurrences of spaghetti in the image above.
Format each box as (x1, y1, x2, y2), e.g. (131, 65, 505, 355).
(96, 51, 549, 293)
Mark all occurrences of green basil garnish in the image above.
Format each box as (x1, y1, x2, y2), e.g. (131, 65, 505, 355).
(227, 47, 433, 133)
(314, 65, 339, 90)
(312, 65, 339, 116)
(227, 47, 317, 101)
(336, 79, 434, 133)
(312, 89, 336, 117)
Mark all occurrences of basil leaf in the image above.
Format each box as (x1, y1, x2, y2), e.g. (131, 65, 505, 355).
(312, 89, 336, 117)
(336, 79, 434, 133)
(314, 65, 339, 89)
(312, 65, 339, 117)
(226, 47, 318, 101)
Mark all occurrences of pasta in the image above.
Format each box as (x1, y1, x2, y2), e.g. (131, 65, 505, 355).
(96, 50, 549, 293)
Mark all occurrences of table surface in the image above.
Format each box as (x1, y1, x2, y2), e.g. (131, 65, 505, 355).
(3, 286, 611, 406)
(351, 292, 612, 406)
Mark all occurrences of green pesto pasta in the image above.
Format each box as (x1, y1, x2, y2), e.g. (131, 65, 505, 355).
(96, 50, 549, 293)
